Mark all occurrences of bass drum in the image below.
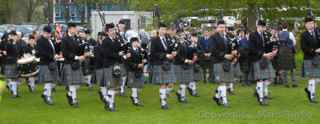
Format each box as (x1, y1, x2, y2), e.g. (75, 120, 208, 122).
(18, 62, 39, 78)
(17, 56, 39, 78)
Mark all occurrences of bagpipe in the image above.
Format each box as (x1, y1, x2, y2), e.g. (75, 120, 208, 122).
(227, 32, 240, 64)
(126, 46, 148, 76)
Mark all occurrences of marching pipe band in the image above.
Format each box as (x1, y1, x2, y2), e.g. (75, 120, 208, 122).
(0, 17, 319, 112)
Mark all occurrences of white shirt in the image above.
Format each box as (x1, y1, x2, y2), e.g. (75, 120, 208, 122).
(282, 29, 296, 46)
(160, 36, 167, 50)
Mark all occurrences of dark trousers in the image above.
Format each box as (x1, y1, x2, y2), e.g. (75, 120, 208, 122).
(279, 69, 297, 86)
(200, 61, 212, 83)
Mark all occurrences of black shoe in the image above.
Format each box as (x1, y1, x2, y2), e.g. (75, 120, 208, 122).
(27, 85, 35, 93)
(119, 92, 125, 96)
(191, 92, 200, 97)
(222, 103, 229, 107)
(305, 88, 312, 102)
(66, 93, 73, 106)
(130, 96, 143, 107)
(105, 103, 115, 112)
(258, 99, 264, 106)
(310, 100, 318, 104)
(11, 94, 20, 98)
(255, 92, 265, 105)
(179, 97, 188, 103)
(187, 87, 200, 97)
(212, 96, 221, 106)
(41, 94, 53, 105)
(264, 95, 273, 100)
(161, 104, 169, 110)
(70, 101, 79, 108)
(262, 97, 269, 105)
(6, 84, 9, 91)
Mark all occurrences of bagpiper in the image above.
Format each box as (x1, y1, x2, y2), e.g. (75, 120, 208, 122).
(61, 23, 87, 107)
(301, 17, 320, 103)
(150, 23, 177, 110)
(36, 26, 60, 105)
(249, 20, 277, 105)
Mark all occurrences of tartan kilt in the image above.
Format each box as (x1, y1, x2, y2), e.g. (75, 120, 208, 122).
(62, 64, 84, 85)
(38, 65, 59, 83)
(4, 64, 19, 79)
(303, 60, 320, 78)
(95, 67, 113, 87)
(232, 63, 242, 82)
(174, 65, 194, 84)
(274, 46, 295, 70)
(81, 60, 93, 76)
(250, 59, 276, 81)
(127, 71, 144, 88)
(119, 63, 127, 77)
(193, 64, 203, 81)
(151, 64, 176, 84)
(212, 62, 234, 83)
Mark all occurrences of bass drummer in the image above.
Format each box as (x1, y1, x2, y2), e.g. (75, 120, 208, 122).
(18, 34, 38, 92)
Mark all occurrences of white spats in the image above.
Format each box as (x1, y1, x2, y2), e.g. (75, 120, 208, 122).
(11, 81, 18, 96)
(28, 77, 36, 90)
(108, 90, 116, 108)
(120, 76, 127, 94)
(215, 85, 228, 105)
(131, 88, 138, 98)
(189, 81, 197, 91)
(256, 81, 264, 102)
(85, 75, 92, 86)
(307, 79, 316, 100)
(178, 84, 187, 97)
(100, 86, 108, 101)
(131, 88, 139, 103)
(159, 88, 167, 106)
(68, 85, 77, 101)
(43, 83, 53, 97)
(220, 85, 228, 104)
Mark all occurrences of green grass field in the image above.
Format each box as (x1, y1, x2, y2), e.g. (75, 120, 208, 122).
(1, 80, 320, 124)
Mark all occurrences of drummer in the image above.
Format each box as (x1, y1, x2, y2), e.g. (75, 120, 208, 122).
(0, 31, 21, 98)
(21, 35, 38, 92)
